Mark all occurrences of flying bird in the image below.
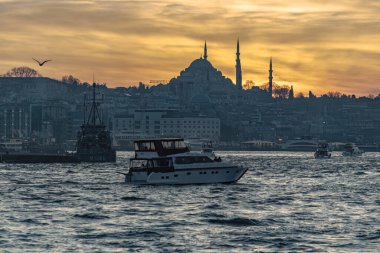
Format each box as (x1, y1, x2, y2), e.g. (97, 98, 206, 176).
(32, 58, 52, 66)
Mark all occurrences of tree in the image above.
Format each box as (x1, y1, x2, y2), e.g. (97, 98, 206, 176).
(3, 66, 41, 77)
(259, 82, 270, 91)
(296, 92, 305, 99)
(308, 90, 316, 99)
(273, 85, 290, 99)
(244, 80, 255, 90)
(325, 91, 342, 98)
(138, 82, 146, 92)
(62, 75, 81, 85)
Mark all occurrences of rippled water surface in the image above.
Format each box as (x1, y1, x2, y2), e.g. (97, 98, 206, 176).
(1, 152, 379, 252)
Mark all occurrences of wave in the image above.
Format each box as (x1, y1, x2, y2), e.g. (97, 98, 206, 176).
(206, 217, 262, 227)
(73, 213, 110, 220)
(121, 196, 146, 201)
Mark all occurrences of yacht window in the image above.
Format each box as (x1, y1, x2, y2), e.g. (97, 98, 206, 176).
(147, 160, 154, 168)
(175, 141, 187, 149)
(152, 158, 172, 168)
(175, 156, 213, 164)
(137, 141, 156, 151)
(162, 140, 187, 149)
(162, 141, 175, 149)
(131, 160, 148, 168)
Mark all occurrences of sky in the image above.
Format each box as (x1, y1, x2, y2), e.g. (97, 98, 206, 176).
(0, 0, 379, 96)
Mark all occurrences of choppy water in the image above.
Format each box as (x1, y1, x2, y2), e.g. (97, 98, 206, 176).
(0, 152, 379, 252)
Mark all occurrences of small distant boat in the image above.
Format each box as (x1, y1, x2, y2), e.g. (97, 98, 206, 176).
(342, 143, 364, 157)
(314, 142, 331, 159)
(122, 138, 247, 185)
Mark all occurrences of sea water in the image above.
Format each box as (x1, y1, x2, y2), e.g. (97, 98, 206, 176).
(0, 152, 379, 252)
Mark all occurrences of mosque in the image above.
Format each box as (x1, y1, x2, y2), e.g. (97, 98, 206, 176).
(168, 40, 272, 108)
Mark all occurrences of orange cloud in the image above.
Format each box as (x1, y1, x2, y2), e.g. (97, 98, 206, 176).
(0, 0, 379, 96)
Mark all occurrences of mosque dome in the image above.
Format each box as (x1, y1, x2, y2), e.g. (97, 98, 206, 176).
(189, 58, 213, 69)
(168, 41, 236, 91)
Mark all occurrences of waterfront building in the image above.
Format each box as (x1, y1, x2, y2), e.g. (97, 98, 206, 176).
(0, 103, 30, 139)
(112, 109, 220, 147)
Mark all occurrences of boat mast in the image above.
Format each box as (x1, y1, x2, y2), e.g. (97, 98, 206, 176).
(85, 83, 103, 126)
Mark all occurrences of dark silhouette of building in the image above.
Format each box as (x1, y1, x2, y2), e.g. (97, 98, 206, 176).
(235, 39, 242, 90)
(289, 85, 294, 99)
(269, 58, 273, 97)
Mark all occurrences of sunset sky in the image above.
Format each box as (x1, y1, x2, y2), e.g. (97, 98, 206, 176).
(0, 0, 379, 95)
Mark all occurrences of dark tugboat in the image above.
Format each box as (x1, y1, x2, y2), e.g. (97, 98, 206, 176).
(314, 141, 331, 159)
(75, 83, 116, 162)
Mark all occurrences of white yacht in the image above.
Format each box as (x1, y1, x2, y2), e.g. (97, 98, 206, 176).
(123, 138, 248, 185)
(342, 143, 364, 156)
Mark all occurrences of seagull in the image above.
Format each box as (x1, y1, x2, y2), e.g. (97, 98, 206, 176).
(32, 58, 52, 66)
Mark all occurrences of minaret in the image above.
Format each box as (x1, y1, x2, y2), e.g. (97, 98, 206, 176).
(203, 41, 208, 60)
(235, 39, 242, 90)
(269, 58, 273, 97)
(289, 85, 294, 99)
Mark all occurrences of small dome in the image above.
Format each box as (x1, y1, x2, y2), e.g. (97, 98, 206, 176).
(189, 58, 212, 69)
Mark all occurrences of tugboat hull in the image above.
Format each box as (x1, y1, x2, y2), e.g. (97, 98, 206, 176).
(76, 152, 116, 163)
(0, 153, 80, 163)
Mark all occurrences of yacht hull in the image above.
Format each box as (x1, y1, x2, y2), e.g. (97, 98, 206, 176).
(125, 166, 248, 185)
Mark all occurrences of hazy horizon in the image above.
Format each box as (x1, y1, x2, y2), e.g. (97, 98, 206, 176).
(1, 0, 380, 96)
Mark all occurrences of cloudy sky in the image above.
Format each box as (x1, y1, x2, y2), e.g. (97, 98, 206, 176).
(0, 0, 379, 95)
